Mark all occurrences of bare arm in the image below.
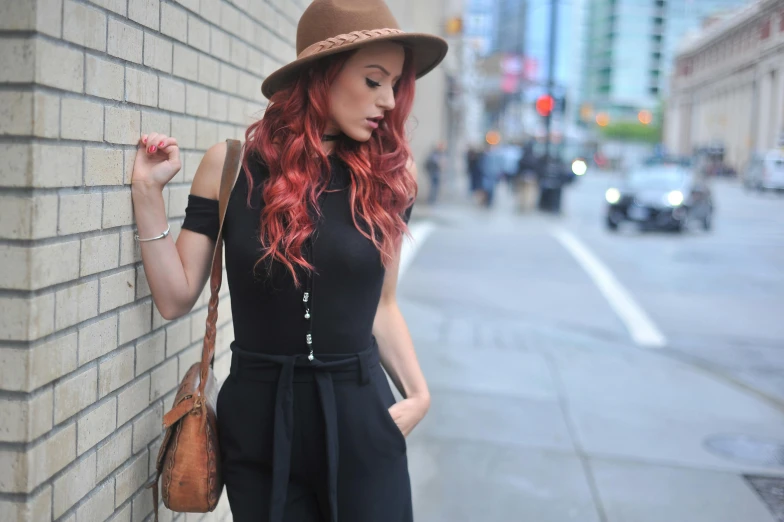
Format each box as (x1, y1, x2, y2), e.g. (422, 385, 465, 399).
(131, 136, 227, 320)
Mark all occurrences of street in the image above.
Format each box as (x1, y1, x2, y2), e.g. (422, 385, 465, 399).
(399, 174, 784, 522)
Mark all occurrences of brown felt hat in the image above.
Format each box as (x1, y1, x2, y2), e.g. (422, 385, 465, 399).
(260, 0, 449, 99)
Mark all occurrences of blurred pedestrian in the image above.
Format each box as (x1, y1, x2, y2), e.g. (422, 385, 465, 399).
(466, 145, 485, 202)
(515, 140, 538, 213)
(425, 141, 447, 205)
(480, 142, 505, 208)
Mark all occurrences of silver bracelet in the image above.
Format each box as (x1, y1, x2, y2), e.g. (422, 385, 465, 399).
(134, 224, 171, 242)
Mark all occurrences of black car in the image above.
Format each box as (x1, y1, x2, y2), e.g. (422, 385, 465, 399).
(605, 165, 714, 232)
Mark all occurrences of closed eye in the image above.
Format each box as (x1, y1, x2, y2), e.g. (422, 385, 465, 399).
(366, 78, 381, 89)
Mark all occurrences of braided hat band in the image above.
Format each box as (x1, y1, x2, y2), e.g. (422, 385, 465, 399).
(298, 28, 405, 60)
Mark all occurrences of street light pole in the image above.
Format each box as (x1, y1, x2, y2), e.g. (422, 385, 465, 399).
(544, 0, 559, 163)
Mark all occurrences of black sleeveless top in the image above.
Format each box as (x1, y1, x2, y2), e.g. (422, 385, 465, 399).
(181, 154, 413, 357)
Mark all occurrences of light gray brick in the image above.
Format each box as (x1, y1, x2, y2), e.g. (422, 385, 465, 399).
(136, 266, 151, 299)
(136, 330, 165, 375)
(30, 143, 82, 188)
(0, 334, 76, 391)
(144, 32, 173, 73)
(34, 0, 63, 36)
(58, 192, 102, 235)
(195, 120, 218, 151)
(228, 96, 246, 125)
(88, 0, 126, 15)
(239, 11, 256, 42)
(198, 53, 220, 89)
(248, 48, 265, 76)
(61, 98, 104, 141)
(159, 77, 186, 113)
(172, 44, 199, 82)
(0, 388, 53, 443)
(0, 484, 52, 522)
(177, 345, 200, 381)
(161, 2, 188, 42)
(99, 267, 136, 313)
(35, 38, 83, 93)
(0, 292, 57, 343)
(0, 0, 34, 30)
(188, 15, 210, 53)
(108, 18, 143, 64)
(220, 2, 240, 32)
(115, 450, 148, 506)
(0, 91, 33, 136)
(63, 0, 107, 52)
(208, 91, 228, 121)
(0, 38, 34, 83)
(98, 345, 134, 398)
(171, 117, 197, 150)
(0, 240, 80, 291)
(210, 26, 231, 62)
(117, 375, 150, 426)
(54, 366, 97, 424)
(78, 314, 118, 366)
(185, 84, 209, 118)
(119, 230, 142, 267)
(33, 91, 59, 138)
(128, 0, 160, 30)
(219, 63, 240, 95)
(81, 232, 120, 277)
(200, 0, 220, 20)
(96, 425, 131, 481)
(75, 480, 114, 522)
(55, 279, 99, 330)
(230, 37, 248, 69)
(53, 453, 96, 518)
(118, 301, 152, 346)
(105, 106, 141, 145)
(126, 67, 158, 107)
(86, 147, 124, 186)
(189, 308, 208, 344)
(237, 69, 261, 100)
(165, 318, 191, 357)
(150, 357, 177, 400)
(131, 486, 153, 522)
(0, 194, 58, 240)
(173, 0, 198, 11)
(140, 109, 171, 136)
(102, 189, 134, 229)
(168, 185, 190, 218)
(86, 55, 124, 102)
(77, 396, 116, 454)
(107, 503, 131, 522)
(24, 423, 77, 492)
(132, 403, 162, 453)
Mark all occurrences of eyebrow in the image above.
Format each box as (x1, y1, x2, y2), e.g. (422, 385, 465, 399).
(365, 64, 400, 80)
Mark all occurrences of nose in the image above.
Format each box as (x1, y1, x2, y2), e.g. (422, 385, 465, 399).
(377, 85, 395, 112)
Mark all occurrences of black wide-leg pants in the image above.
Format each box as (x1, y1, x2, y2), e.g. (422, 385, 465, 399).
(216, 341, 413, 522)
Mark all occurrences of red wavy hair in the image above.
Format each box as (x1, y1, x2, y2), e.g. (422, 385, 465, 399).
(242, 47, 418, 286)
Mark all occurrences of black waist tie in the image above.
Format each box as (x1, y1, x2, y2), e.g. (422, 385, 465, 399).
(228, 339, 381, 522)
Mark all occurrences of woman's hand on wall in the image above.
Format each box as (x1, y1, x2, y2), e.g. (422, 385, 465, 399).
(132, 132, 182, 192)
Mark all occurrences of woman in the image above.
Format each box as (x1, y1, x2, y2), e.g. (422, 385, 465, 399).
(130, 0, 447, 520)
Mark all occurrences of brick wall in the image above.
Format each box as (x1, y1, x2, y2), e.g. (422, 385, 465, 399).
(0, 0, 309, 520)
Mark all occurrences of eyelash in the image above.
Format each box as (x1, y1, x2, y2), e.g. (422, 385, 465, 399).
(366, 78, 381, 89)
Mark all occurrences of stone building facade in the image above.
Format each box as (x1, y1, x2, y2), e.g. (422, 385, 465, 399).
(0, 1, 448, 521)
(665, 0, 784, 171)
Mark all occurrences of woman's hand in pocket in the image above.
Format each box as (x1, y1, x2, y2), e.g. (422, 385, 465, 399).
(131, 132, 182, 192)
(388, 395, 430, 437)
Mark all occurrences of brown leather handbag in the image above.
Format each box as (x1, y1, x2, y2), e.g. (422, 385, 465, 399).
(147, 139, 244, 521)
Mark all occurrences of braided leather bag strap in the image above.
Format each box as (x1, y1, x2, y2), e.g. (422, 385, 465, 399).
(198, 139, 244, 395)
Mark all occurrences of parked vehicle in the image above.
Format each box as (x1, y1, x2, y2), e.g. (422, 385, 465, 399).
(605, 164, 714, 232)
(744, 150, 784, 192)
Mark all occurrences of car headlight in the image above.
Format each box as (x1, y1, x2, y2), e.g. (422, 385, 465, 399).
(605, 188, 621, 204)
(572, 159, 587, 176)
(667, 190, 684, 206)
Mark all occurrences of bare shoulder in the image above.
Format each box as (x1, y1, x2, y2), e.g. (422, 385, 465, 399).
(190, 141, 228, 201)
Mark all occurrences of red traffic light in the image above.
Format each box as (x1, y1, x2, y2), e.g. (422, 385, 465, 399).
(536, 94, 555, 117)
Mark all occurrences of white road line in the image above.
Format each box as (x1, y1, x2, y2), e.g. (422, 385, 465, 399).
(551, 227, 668, 348)
(399, 221, 436, 279)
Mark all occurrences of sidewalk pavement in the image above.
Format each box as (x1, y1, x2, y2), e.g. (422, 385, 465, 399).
(398, 187, 784, 522)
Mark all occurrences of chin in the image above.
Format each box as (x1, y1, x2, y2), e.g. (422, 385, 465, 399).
(343, 128, 373, 142)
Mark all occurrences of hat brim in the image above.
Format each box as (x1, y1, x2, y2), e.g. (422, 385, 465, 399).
(260, 33, 449, 99)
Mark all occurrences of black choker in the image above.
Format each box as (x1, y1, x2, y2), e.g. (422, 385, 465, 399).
(321, 134, 341, 142)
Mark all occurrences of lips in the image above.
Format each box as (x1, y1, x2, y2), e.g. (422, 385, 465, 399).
(366, 116, 383, 129)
